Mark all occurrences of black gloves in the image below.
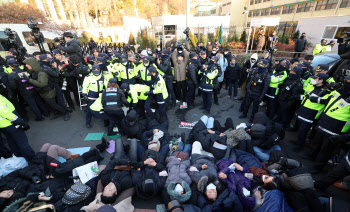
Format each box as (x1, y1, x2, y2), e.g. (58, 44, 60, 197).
(144, 91, 152, 96)
(12, 118, 25, 126)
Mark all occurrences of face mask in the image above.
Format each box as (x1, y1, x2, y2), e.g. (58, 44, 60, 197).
(310, 79, 317, 85)
(122, 62, 127, 66)
(251, 59, 256, 64)
(174, 184, 184, 193)
(157, 48, 161, 51)
(230, 62, 235, 67)
(92, 71, 100, 76)
(224, 52, 228, 55)
(262, 175, 268, 182)
(144, 63, 149, 67)
(212, 51, 216, 54)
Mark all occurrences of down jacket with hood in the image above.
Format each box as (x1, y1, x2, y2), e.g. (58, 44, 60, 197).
(164, 156, 191, 188)
(23, 58, 55, 98)
(240, 53, 258, 86)
(194, 128, 227, 160)
(120, 110, 145, 140)
(188, 154, 218, 184)
(216, 158, 255, 210)
(131, 150, 166, 200)
(197, 176, 243, 212)
(251, 112, 285, 149)
(57, 39, 84, 63)
(141, 119, 170, 148)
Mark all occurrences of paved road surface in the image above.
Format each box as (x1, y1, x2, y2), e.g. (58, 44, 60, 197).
(23, 89, 350, 209)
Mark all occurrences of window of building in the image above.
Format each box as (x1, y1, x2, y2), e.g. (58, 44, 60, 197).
(297, 2, 315, 12)
(263, 0, 271, 2)
(261, 9, 270, 16)
(340, 0, 350, 8)
(270, 7, 281, 15)
(322, 26, 338, 39)
(282, 5, 296, 14)
(255, 0, 262, 4)
(227, 2, 231, 6)
(248, 11, 252, 17)
(250, 0, 254, 5)
(253, 10, 260, 16)
(316, 0, 339, 10)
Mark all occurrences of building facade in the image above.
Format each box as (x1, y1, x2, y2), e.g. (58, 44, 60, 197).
(230, 0, 350, 26)
(221, 0, 232, 16)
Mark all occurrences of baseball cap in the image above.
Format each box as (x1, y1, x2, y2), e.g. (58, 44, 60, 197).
(162, 49, 169, 55)
(147, 66, 157, 76)
(108, 78, 117, 84)
(53, 49, 62, 55)
(120, 83, 129, 90)
(143, 56, 150, 64)
(316, 64, 329, 72)
(189, 52, 197, 59)
(315, 73, 329, 81)
(292, 66, 303, 75)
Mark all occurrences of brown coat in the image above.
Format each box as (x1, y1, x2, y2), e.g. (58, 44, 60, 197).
(171, 49, 189, 82)
(256, 31, 266, 51)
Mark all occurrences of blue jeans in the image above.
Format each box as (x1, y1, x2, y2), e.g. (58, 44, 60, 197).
(253, 145, 281, 162)
(228, 80, 238, 97)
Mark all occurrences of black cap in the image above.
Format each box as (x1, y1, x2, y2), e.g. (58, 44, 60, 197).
(315, 73, 329, 81)
(120, 83, 129, 90)
(96, 57, 104, 63)
(87, 56, 94, 61)
(39, 54, 48, 61)
(292, 66, 303, 75)
(120, 55, 127, 63)
(189, 52, 197, 59)
(63, 32, 74, 38)
(162, 49, 169, 55)
(200, 51, 206, 55)
(92, 64, 100, 71)
(69, 55, 80, 64)
(143, 56, 150, 64)
(108, 78, 117, 84)
(53, 49, 62, 55)
(147, 66, 157, 76)
(211, 56, 219, 62)
(316, 64, 329, 72)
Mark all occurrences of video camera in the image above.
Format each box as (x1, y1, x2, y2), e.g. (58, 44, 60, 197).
(4, 28, 27, 62)
(4, 28, 17, 45)
(28, 17, 46, 53)
(54, 37, 66, 46)
(183, 27, 190, 37)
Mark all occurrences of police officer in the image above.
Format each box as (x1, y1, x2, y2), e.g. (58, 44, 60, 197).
(295, 73, 331, 149)
(101, 78, 129, 135)
(315, 64, 335, 84)
(82, 64, 106, 128)
(121, 83, 150, 119)
(96, 57, 113, 82)
(277, 66, 304, 129)
(0, 94, 34, 161)
(313, 39, 328, 55)
(115, 55, 137, 85)
(239, 59, 271, 123)
(144, 67, 168, 119)
(265, 59, 289, 119)
(299, 55, 315, 90)
(309, 76, 350, 173)
(8, 59, 49, 121)
(157, 54, 176, 107)
(198, 51, 210, 97)
(198, 56, 220, 114)
(186, 52, 199, 109)
(137, 56, 162, 86)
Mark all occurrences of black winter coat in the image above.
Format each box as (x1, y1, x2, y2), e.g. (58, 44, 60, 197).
(226, 63, 241, 81)
(157, 57, 173, 82)
(195, 129, 227, 160)
(100, 159, 133, 194)
(294, 37, 307, 52)
(57, 39, 84, 63)
(120, 110, 145, 140)
(131, 150, 166, 200)
(186, 60, 199, 85)
(141, 119, 170, 148)
(197, 189, 243, 212)
(277, 75, 304, 104)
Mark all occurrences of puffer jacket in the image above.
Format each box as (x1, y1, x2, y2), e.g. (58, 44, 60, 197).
(197, 189, 243, 212)
(57, 39, 84, 63)
(165, 156, 191, 188)
(188, 154, 217, 184)
(141, 119, 170, 148)
(120, 110, 145, 140)
(195, 129, 227, 160)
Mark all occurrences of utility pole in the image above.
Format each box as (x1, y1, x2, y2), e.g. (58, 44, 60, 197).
(186, 0, 190, 27)
(244, 0, 250, 28)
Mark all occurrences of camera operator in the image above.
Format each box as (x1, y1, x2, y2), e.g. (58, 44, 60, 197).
(56, 32, 84, 63)
(172, 43, 189, 106)
(196, 42, 206, 55)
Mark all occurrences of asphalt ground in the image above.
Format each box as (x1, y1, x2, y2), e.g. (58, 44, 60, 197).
(21, 88, 350, 209)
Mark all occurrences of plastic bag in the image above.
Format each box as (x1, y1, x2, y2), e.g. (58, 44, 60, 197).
(0, 155, 28, 177)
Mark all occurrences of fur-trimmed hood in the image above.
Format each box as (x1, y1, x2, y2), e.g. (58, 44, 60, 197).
(197, 176, 223, 194)
(167, 181, 192, 203)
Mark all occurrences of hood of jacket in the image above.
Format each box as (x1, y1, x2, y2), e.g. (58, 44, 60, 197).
(250, 123, 266, 139)
(250, 53, 258, 66)
(67, 38, 81, 47)
(197, 175, 223, 194)
(23, 57, 41, 73)
(253, 112, 269, 126)
(126, 109, 138, 123)
(167, 181, 192, 203)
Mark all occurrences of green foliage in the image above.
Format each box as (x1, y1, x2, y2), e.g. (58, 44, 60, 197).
(240, 31, 247, 43)
(214, 26, 220, 42)
(199, 34, 208, 45)
(292, 29, 300, 40)
(128, 32, 136, 45)
(149, 37, 159, 50)
(278, 34, 291, 44)
(136, 31, 142, 46)
(141, 30, 150, 49)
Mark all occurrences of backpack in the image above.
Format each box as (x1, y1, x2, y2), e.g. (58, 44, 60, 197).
(62, 182, 91, 205)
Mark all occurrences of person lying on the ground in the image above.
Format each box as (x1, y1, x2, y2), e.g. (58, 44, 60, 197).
(131, 149, 167, 200)
(197, 175, 243, 212)
(249, 112, 285, 162)
(0, 143, 105, 209)
(139, 118, 170, 159)
(187, 115, 233, 144)
(120, 109, 145, 140)
(188, 142, 218, 184)
(99, 138, 136, 204)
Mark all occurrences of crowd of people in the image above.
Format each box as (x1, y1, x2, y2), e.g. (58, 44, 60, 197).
(0, 31, 349, 212)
